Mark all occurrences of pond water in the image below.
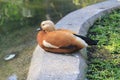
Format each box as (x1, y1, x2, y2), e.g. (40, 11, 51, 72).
(0, 0, 106, 79)
(0, 0, 105, 33)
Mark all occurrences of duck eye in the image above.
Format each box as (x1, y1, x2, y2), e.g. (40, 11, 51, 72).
(42, 24, 45, 26)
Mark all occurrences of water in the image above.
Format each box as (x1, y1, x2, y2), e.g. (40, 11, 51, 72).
(0, 0, 105, 32)
(0, 0, 105, 79)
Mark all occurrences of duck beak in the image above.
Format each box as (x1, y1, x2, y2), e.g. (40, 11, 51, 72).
(36, 27, 41, 31)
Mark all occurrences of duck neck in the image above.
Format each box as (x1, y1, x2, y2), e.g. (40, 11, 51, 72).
(45, 27, 56, 32)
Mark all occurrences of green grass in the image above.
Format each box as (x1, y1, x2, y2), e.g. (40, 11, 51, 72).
(0, 26, 37, 80)
(87, 9, 120, 80)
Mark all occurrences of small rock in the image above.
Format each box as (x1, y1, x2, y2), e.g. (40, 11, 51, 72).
(7, 74, 17, 80)
(4, 53, 16, 61)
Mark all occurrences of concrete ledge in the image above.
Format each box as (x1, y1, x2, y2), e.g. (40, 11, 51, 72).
(27, 0, 120, 80)
(27, 46, 87, 80)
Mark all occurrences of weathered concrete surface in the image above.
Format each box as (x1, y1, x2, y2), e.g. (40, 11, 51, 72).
(27, 0, 120, 80)
(27, 46, 87, 80)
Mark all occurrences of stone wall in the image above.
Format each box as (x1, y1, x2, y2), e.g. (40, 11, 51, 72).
(27, 0, 120, 80)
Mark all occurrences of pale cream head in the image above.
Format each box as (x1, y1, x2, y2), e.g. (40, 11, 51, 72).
(40, 20, 56, 32)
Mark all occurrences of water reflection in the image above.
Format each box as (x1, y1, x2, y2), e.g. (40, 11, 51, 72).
(0, 0, 105, 79)
(0, 0, 105, 33)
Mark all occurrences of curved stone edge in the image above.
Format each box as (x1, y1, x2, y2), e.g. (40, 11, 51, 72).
(56, 0, 120, 35)
(27, 0, 120, 80)
(56, 0, 120, 80)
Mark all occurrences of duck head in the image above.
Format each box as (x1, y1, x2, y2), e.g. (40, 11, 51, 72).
(39, 20, 56, 32)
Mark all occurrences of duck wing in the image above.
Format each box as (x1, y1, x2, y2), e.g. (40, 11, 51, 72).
(42, 31, 81, 49)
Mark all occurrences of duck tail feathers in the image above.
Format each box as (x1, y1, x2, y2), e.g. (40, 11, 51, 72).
(74, 34, 99, 45)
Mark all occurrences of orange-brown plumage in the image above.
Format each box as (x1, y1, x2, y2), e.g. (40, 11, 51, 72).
(37, 30, 83, 53)
(37, 20, 98, 53)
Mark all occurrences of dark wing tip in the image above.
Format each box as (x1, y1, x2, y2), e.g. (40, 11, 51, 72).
(92, 40, 99, 45)
(74, 34, 99, 45)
